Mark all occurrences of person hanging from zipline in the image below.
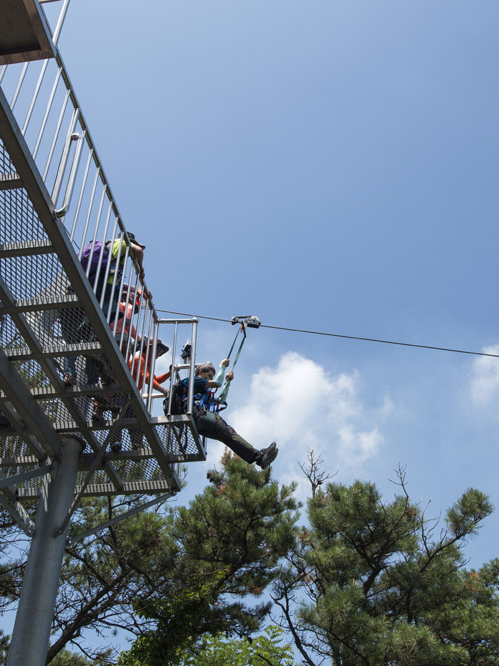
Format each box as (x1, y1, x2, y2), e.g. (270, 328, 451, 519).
(166, 317, 278, 469)
(186, 359, 277, 469)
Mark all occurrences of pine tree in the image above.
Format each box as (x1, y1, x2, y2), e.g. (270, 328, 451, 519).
(118, 454, 298, 666)
(272, 462, 497, 666)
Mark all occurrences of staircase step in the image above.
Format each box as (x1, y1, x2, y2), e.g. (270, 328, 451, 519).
(0, 239, 54, 258)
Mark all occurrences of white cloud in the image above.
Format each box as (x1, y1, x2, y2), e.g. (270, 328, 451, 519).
(205, 352, 390, 495)
(469, 344, 499, 407)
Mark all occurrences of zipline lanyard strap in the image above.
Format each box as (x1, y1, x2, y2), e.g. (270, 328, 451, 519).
(219, 324, 246, 400)
(231, 334, 246, 371)
(226, 324, 243, 356)
(227, 324, 246, 373)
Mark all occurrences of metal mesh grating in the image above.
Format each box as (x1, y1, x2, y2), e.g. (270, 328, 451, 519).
(0, 255, 66, 302)
(0, 188, 47, 244)
(0, 313, 22, 348)
(0, 50, 207, 514)
(112, 456, 164, 483)
(154, 420, 206, 461)
(0, 140, 47, 242)
(8, 448, 176, 497)
(8, 357, 52, 392)
(0, 435, 34, 466)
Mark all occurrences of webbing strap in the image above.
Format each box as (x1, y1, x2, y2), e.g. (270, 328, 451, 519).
(219, 325, 246, 401)
(231, 335, 246, 371)
(227, 325, 244, 359)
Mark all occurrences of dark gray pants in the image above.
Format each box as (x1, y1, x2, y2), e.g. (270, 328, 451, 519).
(193, 406, 259, 464)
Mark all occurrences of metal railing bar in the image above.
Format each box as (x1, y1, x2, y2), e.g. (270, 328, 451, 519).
(146, 322, 159, 412)
(113, 264, 133, 354)
(125, 275, 145, 380)
(90, 192, 111, 292)
(0, 91, 153, 490)
(42, 87, 69, 181)
(166, 321, 178, 415)
(55, 131, 83, 218)
(112, 236, 132, 327)
(5, 27, 164, 327)
(104, 236, 127, 321)
(7, 43, 163, 332)
(96, 216, 119, 299)
(115, 266, 133, 340)
(50, 0, 72, 45)
(157, 319, 200, 325)
(69, 145, 92, 241)
(133, 285, 147, 350)
(78, 165, 100, 258)
(51, 107, 79, 202)
(50, 51, 123, 228)
(124, 274, 143, 361)
(130, 313, 151, 386)
(33, 65, 63, 159)
(188, 319, 198, 414)
(22, 58, 50, 135)
(10, 61, 29, 111)
(135, 297, 152, 383)
(0, 18, 202, 475)
(131, 306, 150, 388)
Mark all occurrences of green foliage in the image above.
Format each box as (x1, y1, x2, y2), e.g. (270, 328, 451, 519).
(2, 442, 498, 666)
(447, 488, 493, 538)
(0, 516, 26, 615)
(49, 649, 98, 665)
(0, 630, 9, 666)
(178, 626, 297, 666)
(0, 634, 108, 666)
(46, 495, 177, 663)
(118, 456, 298, 666)
(273, 467, 497, 666)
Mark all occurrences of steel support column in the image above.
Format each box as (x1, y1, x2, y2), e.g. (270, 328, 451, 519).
(6, 436, 82, 666)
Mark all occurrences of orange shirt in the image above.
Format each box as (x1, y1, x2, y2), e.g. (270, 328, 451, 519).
(128, 352, 169, 391)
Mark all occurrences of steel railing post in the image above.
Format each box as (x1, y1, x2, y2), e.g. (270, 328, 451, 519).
(187, 319, 197, 415)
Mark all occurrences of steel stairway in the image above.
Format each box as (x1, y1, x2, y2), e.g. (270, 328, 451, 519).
(0, 0, 205, 533)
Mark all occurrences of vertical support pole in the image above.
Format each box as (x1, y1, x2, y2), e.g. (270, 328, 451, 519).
(187, 319, 198, 414)
(6, 437, 82, 666)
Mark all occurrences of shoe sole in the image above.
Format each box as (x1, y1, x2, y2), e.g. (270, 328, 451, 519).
(260, 443, 278, 469)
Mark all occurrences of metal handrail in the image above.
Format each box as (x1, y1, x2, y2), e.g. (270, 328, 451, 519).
(0, 2, 188, 411)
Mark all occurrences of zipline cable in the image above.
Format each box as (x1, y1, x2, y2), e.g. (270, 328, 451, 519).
(155, 309, 499, 359)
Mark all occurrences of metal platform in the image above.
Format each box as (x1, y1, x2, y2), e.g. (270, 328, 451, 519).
(0, 5, 210, 663)
(0, 0, 55, 65)
(0, 4, 206, 530)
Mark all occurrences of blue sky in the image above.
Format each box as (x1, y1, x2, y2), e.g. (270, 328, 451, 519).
(43, 0, 499, 571)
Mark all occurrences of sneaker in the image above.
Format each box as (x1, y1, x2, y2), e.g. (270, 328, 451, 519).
(256, 442, 278, 469)
(110, 441, 122, 453)
(63, 373, 77, 387)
